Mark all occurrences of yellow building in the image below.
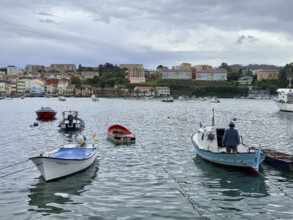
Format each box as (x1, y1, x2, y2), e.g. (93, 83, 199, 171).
(257, 69, 279, 80)
(180, 63, 191, 70)
(119, 64, 143, 69)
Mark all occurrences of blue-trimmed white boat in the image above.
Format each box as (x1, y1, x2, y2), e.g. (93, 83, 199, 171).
(30, 135, 98, 181)
(191, 110, 267, 176)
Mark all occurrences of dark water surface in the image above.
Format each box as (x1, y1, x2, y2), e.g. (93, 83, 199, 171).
(1, 97, 293, 219)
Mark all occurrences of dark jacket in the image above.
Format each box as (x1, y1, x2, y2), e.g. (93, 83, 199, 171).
(222, 127, 240, 146)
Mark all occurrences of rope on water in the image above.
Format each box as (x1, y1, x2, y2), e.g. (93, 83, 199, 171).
(0, 159, 29, 171)
(136, 141, 251, 220)
(163, 167, 253, 220)
(258, 170, 293, 199)
(0, 165, 35, 178)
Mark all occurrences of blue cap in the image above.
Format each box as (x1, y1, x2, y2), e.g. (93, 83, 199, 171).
(229, 122, 235, 127)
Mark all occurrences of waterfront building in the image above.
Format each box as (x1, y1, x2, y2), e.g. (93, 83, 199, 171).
(29, 83, 44, 95)
(16, 79, 26, 94)
(133, 86, 154, 96)
(0, 81, 8, 96)
(57, 79, 69, 95)
(66, 84, 76, 96)
(256, 69, 279, 80)
(155, 86, 170, 96)
(46, 79, 58, 96)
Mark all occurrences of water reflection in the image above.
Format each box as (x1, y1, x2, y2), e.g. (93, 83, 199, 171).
(193, 156, 268, 197)
(28, 161, 99, 215)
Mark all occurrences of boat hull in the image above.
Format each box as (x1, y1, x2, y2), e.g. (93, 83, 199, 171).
(107, 124, 135, 144)
(30, 148, 98, 181)
(273, 98, 293, 112)
(36, 112, 57, 119)
(262, 149, 293, 171)
(58, 119, 85, 130)
(191, 132, 263, 176)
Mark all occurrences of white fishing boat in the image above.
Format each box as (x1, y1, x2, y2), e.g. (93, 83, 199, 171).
(29, 135, 98, 181)
(191, 109, 267, 176)
(272, 77, 293, 112)
(272, 88, 293, 112)
(210, 97, 220, 103)
(58, 96, 66, 101)
(162, 97, 174, 102)
(91, 94, 99, 102)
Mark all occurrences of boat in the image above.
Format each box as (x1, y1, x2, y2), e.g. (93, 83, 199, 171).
(107, 124, 136, 144)
(262, 149, 293, 171)
(36, 107, 57, 120)
(29, 135, 98, 181)
(210, 97, 220, 103)
(272, 88, 293, 112)
(58, 111, 85, 131)
(273, 77, 293, 112)
(162, 97, 174, 102)
(58, 96, 66, 101)
(91, 94, 99, 102)
(191, 109, 267, 176)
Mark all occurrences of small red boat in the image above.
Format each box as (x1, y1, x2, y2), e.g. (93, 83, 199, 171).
(107, 124, 135, 144)
(36, 107, 57, 120)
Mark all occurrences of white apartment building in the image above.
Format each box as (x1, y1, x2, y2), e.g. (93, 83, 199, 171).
(7, 66, 23, 75)
(155, 87, 170, 96)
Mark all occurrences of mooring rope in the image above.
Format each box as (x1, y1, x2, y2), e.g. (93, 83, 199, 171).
(0, 165, 35, 178)
(162, 167, 253, 220)
(136, 140, 252, 220)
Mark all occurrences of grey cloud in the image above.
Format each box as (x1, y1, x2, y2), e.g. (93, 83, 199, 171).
(237, 35, 258, 44)
(39, 19, 56, 24)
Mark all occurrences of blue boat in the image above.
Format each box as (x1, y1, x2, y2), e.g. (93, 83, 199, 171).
(191, 111, 267, 176)
(58, 111, 85, 131)
(262, 149, 293, 171)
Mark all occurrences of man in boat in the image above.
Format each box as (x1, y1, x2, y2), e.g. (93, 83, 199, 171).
(222, 122, 240, 153)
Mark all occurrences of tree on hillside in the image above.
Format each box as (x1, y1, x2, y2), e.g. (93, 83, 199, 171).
(219, 62, 232, 72)
(278, 63, 292, 87)
(71, 76, 82, 88)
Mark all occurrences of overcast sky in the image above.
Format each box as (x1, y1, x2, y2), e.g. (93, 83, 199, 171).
(1, 0, 293, 70)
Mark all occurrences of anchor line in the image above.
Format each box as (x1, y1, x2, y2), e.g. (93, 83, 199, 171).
(0, 165, 35, 178)
(235, 149, 293, 199)
(162, 167, 253, 220)
(136, 140, 252, 220)
(0, 142, 67, 177)
(0, 159, 29, 171)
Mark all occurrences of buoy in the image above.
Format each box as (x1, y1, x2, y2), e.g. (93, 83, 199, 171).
(168, 116, 171, 119)
(33, 122, 39, 126)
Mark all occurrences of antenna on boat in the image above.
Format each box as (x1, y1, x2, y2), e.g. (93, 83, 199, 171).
(212, 108, 215, 126)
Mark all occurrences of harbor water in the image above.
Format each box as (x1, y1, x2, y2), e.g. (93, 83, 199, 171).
(1, 97, 293, 219)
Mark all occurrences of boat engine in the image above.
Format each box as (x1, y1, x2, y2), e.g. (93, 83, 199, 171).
(68, 114, 74, 126)
(76, 134, 86, 145)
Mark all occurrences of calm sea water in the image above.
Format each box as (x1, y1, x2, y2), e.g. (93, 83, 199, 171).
(1, 97, 293, 219)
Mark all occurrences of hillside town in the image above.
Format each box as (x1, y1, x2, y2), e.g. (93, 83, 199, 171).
(0, 63, 281, 98)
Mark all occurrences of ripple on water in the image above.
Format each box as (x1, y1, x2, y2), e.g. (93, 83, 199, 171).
(1, 98, 293, 219)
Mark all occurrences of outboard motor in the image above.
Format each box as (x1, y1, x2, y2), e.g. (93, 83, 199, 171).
(75, 134, 86, 147)
(68, 114, 74, 127)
